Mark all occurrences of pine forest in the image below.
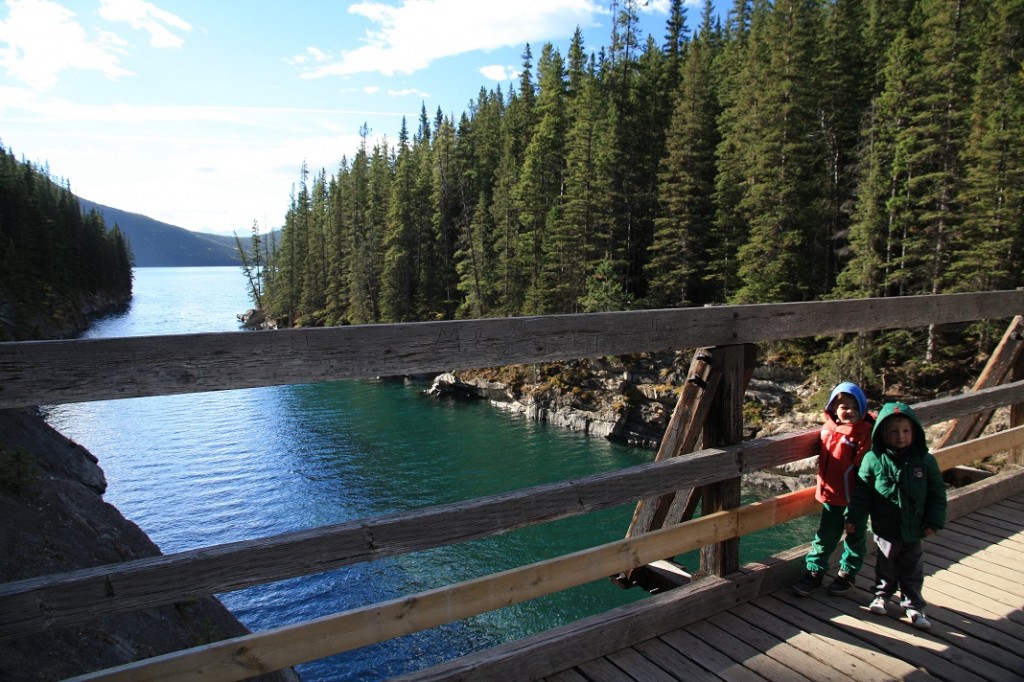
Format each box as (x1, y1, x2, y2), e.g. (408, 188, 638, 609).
(245, 0, 1024, 395)
(0, 143, 134, 342)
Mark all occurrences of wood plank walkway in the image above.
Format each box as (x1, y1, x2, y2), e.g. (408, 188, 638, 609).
(541, 493, 1024, 682)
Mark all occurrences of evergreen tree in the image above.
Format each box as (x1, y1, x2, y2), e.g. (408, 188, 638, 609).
(344, 130, 378, 324)
(732, 0, 828, 303)
(708, 0, 752, 302)
(951, 0, 1024, 292)
(428, 113, 464, 319)
(901, 0, 979, 361)
(515, 43, 568, 314)
(650, 0, 719, 308)
(558, 54, 617, 314)
(491, 48, 537, 315)
(323, 158, 352, 325)
(839, 32, 919, 300)
(947, 0, 1024, 347)
(605, 1, 666, 302)
(381, 118, 417, 321)
(455, 89, 505, 318)
(816, 0, 873, 291)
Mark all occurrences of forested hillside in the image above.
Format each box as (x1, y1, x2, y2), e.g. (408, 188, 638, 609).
(253, 0, 1023, 394)
(0, 144, 133, 341)
(77, 198, 242, 267)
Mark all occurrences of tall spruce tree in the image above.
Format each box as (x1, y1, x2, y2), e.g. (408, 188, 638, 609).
(455, 88, 505, 318)
(947, 0, 1024, 351)
(708, 0, 752, 302)
(491, 47, 537, 315)
(949, 0, 1023, 294)
(514, 43, 568, 314)
(901, 0, 979, 361)
(650, 0, 719, 308)
(816, 0, 873, 291)
(731, 0, 828, 303)
(428, 113, 464, 319)
(559, 54, 617, 314)
(381, 118, 417, 321)
(324, 158, 352, 325)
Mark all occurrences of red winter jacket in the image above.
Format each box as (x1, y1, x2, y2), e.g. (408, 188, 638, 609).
(816, 412, 874, 506)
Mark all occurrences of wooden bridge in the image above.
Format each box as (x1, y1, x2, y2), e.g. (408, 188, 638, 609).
(1, 291, 1023, 681)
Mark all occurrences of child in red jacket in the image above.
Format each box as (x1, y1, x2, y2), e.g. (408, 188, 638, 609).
(793, 382, 874, 596)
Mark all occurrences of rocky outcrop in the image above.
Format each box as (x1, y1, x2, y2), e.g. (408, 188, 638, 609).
(427, 354, 811, 450)
(427, 354, 689, 448)
(0, 408, 298, 681)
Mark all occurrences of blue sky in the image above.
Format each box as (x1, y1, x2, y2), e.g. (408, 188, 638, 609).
(1, 0, 706, 237)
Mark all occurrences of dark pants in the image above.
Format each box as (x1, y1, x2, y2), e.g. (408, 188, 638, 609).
(873, 535, 926, 610)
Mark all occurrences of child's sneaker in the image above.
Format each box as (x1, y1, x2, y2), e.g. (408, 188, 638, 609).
(869, 596, 888, 614)
(793, 570, 823, 596)
(907, 609, 932, 630)
(826, 572, 854, 595)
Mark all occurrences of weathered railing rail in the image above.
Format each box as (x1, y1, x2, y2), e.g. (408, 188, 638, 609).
(1, 291, 1022, 408)
(1, 291, 1022, 681)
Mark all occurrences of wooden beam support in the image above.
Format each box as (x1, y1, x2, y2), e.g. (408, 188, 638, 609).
(937, 315, 1024, 448)
(625, 348, 717, 539)
(1012, 337, 1024, 465)
(698, 344, 756, 578)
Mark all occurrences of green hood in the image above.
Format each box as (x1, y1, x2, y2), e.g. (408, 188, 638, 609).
(871, 401, 927, 455)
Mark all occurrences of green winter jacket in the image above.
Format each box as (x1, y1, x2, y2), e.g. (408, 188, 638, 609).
(845, 402, 947, 543)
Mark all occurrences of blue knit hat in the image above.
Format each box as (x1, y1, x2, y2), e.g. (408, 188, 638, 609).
(826, 381, 867, 422)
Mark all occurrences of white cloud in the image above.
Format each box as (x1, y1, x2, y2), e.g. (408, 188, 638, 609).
(0, 0, 132, 90)
(387, 87, 428, 98)
(294, 0, 605, 78)
(98, 0, 191, 49)
(480, 64, 516, 82)
(287, 46, 330, 66)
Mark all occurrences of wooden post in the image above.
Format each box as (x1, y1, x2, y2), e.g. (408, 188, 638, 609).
(937, 315, 1024, 449)
(625, 348, 719, 539)
(1012, 341, 1024, 465)
(697, 344, 757, 578)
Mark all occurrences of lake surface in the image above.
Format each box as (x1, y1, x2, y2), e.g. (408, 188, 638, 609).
(43, 266, 814, 680)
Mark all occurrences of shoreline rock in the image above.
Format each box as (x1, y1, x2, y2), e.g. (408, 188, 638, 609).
(428, 356, 811, 443)
(0, 408, 298, 681)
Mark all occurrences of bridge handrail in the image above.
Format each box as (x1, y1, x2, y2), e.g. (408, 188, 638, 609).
(67, 425, 1024, 682)
(1, 291, 1022, 680)
(3, 381, 1023, 642)
(1, 290, 1022, 408)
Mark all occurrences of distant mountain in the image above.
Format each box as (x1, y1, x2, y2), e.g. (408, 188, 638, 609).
(77, 198, 245, 267)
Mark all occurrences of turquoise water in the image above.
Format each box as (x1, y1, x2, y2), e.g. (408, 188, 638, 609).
(43, 267, 816, 680)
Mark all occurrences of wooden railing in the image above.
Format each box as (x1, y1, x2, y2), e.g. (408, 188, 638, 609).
(1, 291, 1023, 681)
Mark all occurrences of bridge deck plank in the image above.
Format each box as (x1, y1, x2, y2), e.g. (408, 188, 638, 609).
(537, 493, 1024, 682)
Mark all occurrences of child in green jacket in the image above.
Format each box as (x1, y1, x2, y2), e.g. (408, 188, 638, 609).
(845, 401, 947, 630)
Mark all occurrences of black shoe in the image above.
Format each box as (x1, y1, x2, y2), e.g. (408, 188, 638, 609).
(793, 570, 823, 596)
(826, 572, 854, 595)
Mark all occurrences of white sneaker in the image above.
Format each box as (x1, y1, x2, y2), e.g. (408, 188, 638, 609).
(907, 609, 932, 630)
(869, 596, 888, 614)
